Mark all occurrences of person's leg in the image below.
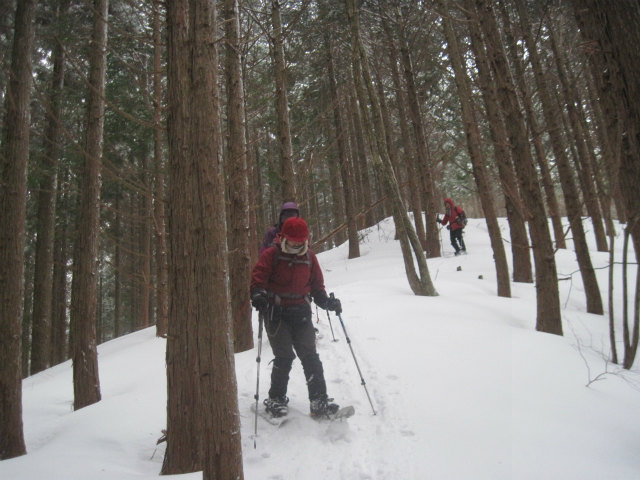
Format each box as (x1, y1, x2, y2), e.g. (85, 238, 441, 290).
(289, 308, 339, 416)
(286, 306, 326, 400)
(457, 229, 466, 251)
(450, 229, 460, 253)
(266, 308, 295, 400)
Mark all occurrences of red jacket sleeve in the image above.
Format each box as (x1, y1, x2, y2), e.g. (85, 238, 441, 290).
(250, 246, 277, 291)
(309, 252, 327, 301)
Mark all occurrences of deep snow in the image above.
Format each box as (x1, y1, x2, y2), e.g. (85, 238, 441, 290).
(2, 217, 639, 480)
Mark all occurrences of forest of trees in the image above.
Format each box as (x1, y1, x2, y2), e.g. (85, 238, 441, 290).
(1, 0, 639, 477)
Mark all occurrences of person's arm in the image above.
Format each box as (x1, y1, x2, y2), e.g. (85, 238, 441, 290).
(309, 253, 329, 307)
(259, 227, 276, 254)
(251, 247, 275, 291)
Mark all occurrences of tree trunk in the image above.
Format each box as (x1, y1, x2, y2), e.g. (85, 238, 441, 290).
(113, 190, 122, 338)
(152, 0, 168, 338)
(164, 0, 244, 476)
(345, 0, 437, 297)
(31, 0, 68, 374)
(395, 11, 440, 258)
(465, 5, 532, 284)
(515, 0, 603, 315)
(138, 153, 152, 329)
(571, 1, 640, 257)
(476, 0, 562, 335)
(381, 13, 426, 251)
(271, 0, 296, 201)
(440, 6, 511, 298)
(324, 28, 360, 258)
(570, 0, 640, 365)
(224, 0, 253, 353)
(0, 0, 35, 459)
(51, 169, 71, 366)
(496, 1, 567, 251)
(69, 0, 108, 410)
(347, 82, 374, 227)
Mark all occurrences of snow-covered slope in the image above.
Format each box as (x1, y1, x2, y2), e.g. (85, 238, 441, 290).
(2, 217, 639, 480)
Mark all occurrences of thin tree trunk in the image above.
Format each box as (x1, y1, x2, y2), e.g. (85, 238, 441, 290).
(345, 0, 437, 297)
(515, 0, 602, 315)
(381, 13, 426, 251)
(497, 1, 567, 251)
(152, 0, 168, 338)
(69, 0, 108, 410)
(439, 6, 511, 298)
(571, 1, 640, 259)
(271, 0, 296, 201)
(476, 0, 562, 335)
(465, 6, 532, 283)
(113, 191, 122, 338)
(324, 29, 360, 258)
(621, 222, 640, 369)
(224, 0, 253, 353)
(31, 0, 68, 374)
(138, 154, 152, 329)
(552, 29, 608, 253)
(164, 0, 244, 476)
(347, 82, 374, 227)
(0, 0, 35, 458)
(395, 10, 440, 257)
(51, 169, 70, 366)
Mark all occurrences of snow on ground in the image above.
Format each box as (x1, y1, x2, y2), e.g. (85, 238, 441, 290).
(2, 217, 639, 480)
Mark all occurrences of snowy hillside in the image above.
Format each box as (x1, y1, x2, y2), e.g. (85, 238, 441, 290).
(2, 217, 639, 480)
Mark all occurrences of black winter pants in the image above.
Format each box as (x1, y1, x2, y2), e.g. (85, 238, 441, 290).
(450, 228, 466, 252)
(265, 303, 327, 401)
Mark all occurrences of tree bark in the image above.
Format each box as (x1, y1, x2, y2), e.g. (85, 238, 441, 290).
(476, 0, 562, 335)
(31, 0, 68, 374)
(465, 5, 532, 284)
(496, 1, 567, 251)
(271, 0, 296, 201)
(164, 0, 244, 476)
(570, 0, 640, 259)
(380, 13, 428, 252)
(152, 0, 168, 338)
(324, 26, 360, 258)
(138, 154, 152, 329)
(69, 0, 108, 410)
(347, 81, 375, 228)
(345, 0, 437, 296)
(439, 5, 511, 298)
(0, 0, 35, 459)
(515, 0, 602, 315)
(224, 0, 253, 353)
(51, 169, 71, 366)
(395, 9, 440, 257)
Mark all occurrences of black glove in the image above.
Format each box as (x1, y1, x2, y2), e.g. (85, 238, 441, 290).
(251, 288, 268, 311)
(326, 297, 342, 315)
(436, 215, 441, 224)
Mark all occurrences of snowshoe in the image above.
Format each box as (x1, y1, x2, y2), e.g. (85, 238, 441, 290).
(310, 395, 340, 418)
(264, 396, 289, 418)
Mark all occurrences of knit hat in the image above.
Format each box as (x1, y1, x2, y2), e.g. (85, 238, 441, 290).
(278, 201, 300, 227)
(281, 217, 309, 243)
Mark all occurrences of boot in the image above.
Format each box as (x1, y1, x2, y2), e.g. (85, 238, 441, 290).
(264, 396, 289, 418)
(310, 394, 339, 418)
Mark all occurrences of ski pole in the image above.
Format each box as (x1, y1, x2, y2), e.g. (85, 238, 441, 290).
(325, 306, 338, 342)
(330, 293, 376, 415)
(253, 309, 265, 448)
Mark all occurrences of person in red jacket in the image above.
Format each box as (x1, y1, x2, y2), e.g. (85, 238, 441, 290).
(438, 197, 467, 255)
(250, 217, 342, 419)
